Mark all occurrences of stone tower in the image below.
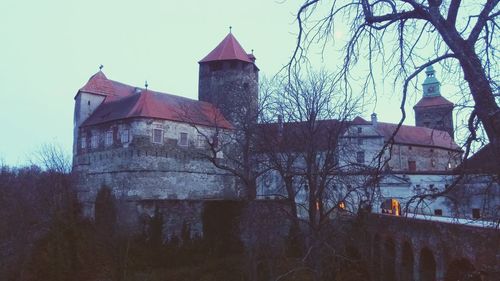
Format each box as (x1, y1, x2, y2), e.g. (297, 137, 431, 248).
(198, 32, 259, 127)
(414, 65, 454, 139)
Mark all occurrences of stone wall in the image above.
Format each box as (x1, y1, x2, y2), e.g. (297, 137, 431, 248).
(73, 117, 240, 218)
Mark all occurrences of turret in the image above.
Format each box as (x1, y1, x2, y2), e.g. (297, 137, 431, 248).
(198, 32, 259, 127)
(73, 69, 112, 156)
(414, 65, 454, 139)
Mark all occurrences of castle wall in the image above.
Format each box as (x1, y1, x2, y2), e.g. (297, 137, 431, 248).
(73, 117, 239, 218)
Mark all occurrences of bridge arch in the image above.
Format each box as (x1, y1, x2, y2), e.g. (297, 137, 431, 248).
(444, 258, 481, 281)
(401, 241, 414, 281)
(372, 234, 382, 281)
(382, 237, 396, 281)
(420, 247, 436, 281)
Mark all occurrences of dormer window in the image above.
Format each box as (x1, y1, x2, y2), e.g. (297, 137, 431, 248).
(105, 131, 113, 147)
(152, 124, 164, 144)
(179, 132, 188, 146)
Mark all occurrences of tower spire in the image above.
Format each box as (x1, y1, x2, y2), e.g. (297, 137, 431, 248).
(422, 65, 441, 97)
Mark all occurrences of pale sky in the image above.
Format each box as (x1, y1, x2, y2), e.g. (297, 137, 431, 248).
(0, 0, 459, 166)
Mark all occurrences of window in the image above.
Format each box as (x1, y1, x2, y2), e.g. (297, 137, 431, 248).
(408, 160, 416, 172)
(91, 135, 98, 149)
(196, 134, 205, 148)
(152, 124, 163, 144)
(357, 138, 363, 145)
(472, 208, 481, 219)
(121, 129, 130, 143)
(80, 136, 87, 149)
(105, 131, 113, 146)
(424, 121, 430, 127)
(356, 151, 365, 164)
(179, 132, 188, 146)
(357, 127, 362, 134)
(408, 146, 412, 150)
(431, 159, 436, 167)
(437, 121, 444, 127)
(338, 201, 346, 210)
(434, 209, 443, 216)
(447, 162, 452, 169)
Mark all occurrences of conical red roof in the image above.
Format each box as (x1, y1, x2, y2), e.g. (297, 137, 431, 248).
(79, 71, 115, 95)
(199, 33, 253, 63)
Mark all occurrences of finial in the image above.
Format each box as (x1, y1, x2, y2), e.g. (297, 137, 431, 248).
(99, 64, 104, 71)
(229, 26, 232, 33)
(251, 49, 254, 54)
(145, 80, 148, 90)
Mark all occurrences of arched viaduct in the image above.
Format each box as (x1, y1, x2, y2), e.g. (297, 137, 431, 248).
(350, 214, 499, 281)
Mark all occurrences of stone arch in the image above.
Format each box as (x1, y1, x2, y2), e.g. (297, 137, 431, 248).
(444, 258, 481, 281)
(420, 247, 436, 281)
(382, 237, 396, 281)
(372, 234, 382, 281)
(401, 241, 414, 281)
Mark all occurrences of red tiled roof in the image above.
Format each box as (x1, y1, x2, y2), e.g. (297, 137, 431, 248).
(414, 96, 453, 108)
(362, 118, 460, 150)
(256, 119, 348, 152)
(199, 33, 253, 63)
(79, 73, 232, 129)
(78, 71, 115, 96)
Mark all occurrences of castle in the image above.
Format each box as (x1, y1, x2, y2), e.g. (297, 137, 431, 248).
(73, 32, 494, 237)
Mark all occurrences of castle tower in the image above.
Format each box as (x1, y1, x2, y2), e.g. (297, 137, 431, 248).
(414, 65, 454, 139)
(198, 32, 259, 127)
(73, 70, 112, 155)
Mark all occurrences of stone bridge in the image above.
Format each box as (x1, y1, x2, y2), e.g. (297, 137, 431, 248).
(350, 214, 500, 281)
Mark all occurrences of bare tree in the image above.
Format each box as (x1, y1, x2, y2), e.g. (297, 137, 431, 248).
(30, 143, 72, 173)
(292, 0, 499, 169)
(257, 68, 375, 280)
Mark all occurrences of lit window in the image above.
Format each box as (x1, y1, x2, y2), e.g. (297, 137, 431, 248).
(121, 129, 130, 143)
(152, 124, 163, 144)
(447, 162, 452, 169)
(338, 201, 346, 210)
(105, 131, 113, 146)
(179, 132, 188, 146)
(91, 135, 99, 149)
(356, 151, 365, 164)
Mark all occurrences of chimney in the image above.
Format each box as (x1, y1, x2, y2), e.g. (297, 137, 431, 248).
(371, 113, 378, 126)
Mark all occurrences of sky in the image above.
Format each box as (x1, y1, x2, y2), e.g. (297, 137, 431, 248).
(0, 0, 459, 166)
